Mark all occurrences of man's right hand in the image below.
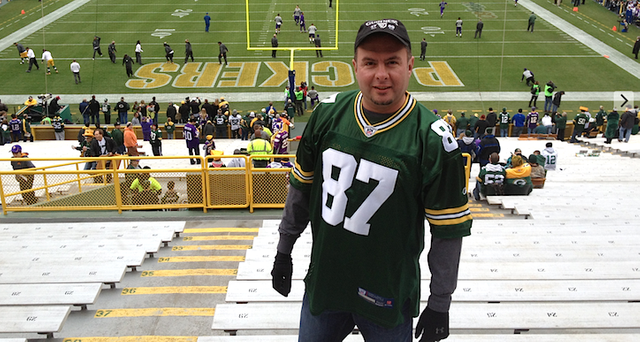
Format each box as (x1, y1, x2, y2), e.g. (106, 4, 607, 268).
(271, 252, 293, 297)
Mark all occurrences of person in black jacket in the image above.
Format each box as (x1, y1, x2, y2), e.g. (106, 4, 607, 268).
(179, 101, 191, 123)
(164, 42, 174, 63)
(633, 36, 640, 59)
(92, 36, 102, 59)
(166, 102, 177, 122)
(48, 96, 61, 116)
(149, 96, 160, 125)
(123, 54, 134, 77)
(108, 41, 117, 63)
(477, 132, 500, 167)
(485, 108, 497, 135)
(116, 97, 130, 124)
(88, 95, 101, 126)
(473, 114, 490, 139)
(619, 106, 635, 142)
(202, 99, 215, 118)
(89, 128, 117, 182)
(190, 98, 202, 116)
(185, 39, 194, 63)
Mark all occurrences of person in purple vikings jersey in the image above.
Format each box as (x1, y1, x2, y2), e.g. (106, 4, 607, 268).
(525, 108, 540, 134)
(183, 118, 200, 165)
(439, 1, 448, 17)
(272, 129, 289, 155)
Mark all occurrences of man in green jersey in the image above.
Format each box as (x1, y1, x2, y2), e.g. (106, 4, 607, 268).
(271, 18, 472, 342)
(570, 109, 588, 143)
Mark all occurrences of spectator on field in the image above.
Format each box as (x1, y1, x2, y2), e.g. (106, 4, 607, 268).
(468, 113, 479, 134)
(521, 68, 535, 86)
(552, 91, 564, 113)
(473, 152, 505, 200)
(455, 112, 469, 137)
(308, 86, 320, 108)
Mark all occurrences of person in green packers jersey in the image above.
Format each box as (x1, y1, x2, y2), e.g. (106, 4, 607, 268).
(270, 18, 472, 342)
(570, 108, 589, 143)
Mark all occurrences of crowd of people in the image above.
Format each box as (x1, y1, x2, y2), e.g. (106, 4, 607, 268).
(473, 142, 558, 200)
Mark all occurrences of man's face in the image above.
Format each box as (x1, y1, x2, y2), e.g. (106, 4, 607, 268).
(94, 131, 103, 141)
(353, 34, 413, 114)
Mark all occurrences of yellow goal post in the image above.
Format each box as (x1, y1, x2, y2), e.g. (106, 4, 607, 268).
(245, 0, 340, 69)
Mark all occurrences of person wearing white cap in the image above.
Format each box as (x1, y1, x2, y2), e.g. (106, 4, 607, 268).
(271, 18, 471, 342)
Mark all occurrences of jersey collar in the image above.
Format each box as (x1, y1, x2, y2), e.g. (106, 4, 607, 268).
(353, 91, 416, 138)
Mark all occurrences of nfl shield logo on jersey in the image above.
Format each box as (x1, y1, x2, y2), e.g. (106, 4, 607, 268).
(364, 125, 377, 137)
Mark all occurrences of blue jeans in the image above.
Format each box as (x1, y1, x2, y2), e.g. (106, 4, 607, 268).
(528, 127, 536, 134)
(500, 128, 508, 137)
(456, 128, 465, 138)
(118, 112, 128, 124)
(84, 161, 96, 170)
(552, 104, 559, 113)
(298, 293, 412, 342)
(544, 96, 552, 112)
(619, 127, 632, 142)
(83, 113, 90, 126)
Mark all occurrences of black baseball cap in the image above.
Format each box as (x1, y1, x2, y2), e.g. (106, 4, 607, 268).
(354, 19, 411, 51)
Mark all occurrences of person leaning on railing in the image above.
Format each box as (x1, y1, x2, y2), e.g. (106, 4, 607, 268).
(10, 145, 38, 205)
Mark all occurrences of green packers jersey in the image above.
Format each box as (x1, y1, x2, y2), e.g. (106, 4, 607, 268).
(476, 163, 506, 195)
(574, 113, 588, 131)
(290, 90, 472, 328)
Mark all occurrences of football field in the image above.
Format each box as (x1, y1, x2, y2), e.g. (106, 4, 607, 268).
(0, 0, 638, 116)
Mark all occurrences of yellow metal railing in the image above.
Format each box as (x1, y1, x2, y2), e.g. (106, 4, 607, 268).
(1, 153, 472, 214)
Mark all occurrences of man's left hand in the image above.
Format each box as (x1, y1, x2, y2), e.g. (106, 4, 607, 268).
(414, 307, 449, 342)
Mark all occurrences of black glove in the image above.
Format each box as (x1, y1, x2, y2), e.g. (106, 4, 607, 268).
(271, 252, 293, 297)
(414, 307, 449, 342)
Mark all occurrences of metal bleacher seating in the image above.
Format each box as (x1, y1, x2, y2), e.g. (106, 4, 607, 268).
(0, 221, 185, 338)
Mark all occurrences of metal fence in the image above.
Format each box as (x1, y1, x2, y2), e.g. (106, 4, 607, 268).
(0, 153, 471, 214)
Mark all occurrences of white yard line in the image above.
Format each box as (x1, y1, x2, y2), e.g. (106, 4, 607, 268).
(0, 0, 92, 52)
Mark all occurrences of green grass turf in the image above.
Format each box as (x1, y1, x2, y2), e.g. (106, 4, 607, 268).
(0, 0, 638, 121)
(0, 0, 73, 37)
